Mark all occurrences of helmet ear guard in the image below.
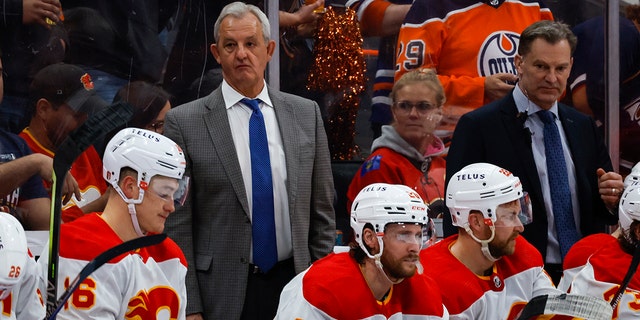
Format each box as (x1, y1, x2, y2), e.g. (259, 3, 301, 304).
(0, 212, 28, 300)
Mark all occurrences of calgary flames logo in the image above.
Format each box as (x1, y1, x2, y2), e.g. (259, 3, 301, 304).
(80, 73, 94, 91)
(125, 286, 180, 320)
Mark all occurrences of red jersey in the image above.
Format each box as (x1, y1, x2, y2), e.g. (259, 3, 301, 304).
(421, 235, 559, 319)
(557, 233, 617, 292)
(570, 242, 640, 319)
(347, 147, 446, 218)
(276, 252, 449, 319)
(19, 128, 107, 222)
(37, 213, 187, 318)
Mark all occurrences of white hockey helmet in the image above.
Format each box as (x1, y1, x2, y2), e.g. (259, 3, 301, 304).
(103, 128, 187, 205)
(447, 163, 532, 228)
(624, 162, 640, 188)
(0, 212, 28, 300)
(619, 184, 640, 234)
(350, 183, 430, 249)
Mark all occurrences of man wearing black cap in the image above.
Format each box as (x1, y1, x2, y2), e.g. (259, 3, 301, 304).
(19, 63, 110, 224)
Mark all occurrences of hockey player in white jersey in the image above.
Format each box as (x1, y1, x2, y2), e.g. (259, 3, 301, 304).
(38, 128, 189, 319)
(275, 183, 449, 319)
(569, 183, 640, 317)
(0, 212, 44, 319)
(422, 163, 560, 319)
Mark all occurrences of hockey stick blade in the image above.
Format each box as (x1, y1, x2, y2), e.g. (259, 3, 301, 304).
(45, 233, 167, 319)
(46, 101, 134, 316)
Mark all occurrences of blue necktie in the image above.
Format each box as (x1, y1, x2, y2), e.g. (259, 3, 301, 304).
(538, 110, 579, 258)
(242, 98, 277, 272)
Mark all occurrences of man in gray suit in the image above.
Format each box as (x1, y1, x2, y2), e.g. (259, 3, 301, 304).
(163, 2, 336, 319)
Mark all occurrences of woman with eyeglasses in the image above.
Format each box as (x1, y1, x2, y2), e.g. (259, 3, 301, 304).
(347, 68, 447, 224)
(99, 81, 172, 157)
(113, 81, 171, 134)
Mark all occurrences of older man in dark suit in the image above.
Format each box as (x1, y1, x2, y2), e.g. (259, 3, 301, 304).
(163, 2, 336, 319)
(444, 20, 623, 285)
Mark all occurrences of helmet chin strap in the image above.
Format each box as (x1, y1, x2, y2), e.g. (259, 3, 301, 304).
(113, 184, 147, 238)
(465, 225, 500, 262)
(127, 203, 146, 237)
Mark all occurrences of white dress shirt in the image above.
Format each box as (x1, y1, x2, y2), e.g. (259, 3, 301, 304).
(221, 80, 293, 263)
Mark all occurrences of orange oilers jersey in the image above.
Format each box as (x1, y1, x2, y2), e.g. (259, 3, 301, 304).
(395, 0, 553, 137)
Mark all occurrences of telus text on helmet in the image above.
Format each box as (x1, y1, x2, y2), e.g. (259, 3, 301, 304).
(455, 174, 485, 181)
(130, 128, 162, 142)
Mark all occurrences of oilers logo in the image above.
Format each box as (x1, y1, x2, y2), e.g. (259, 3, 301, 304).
(125, 286, 180, 320)
(477, 31, 520, 77)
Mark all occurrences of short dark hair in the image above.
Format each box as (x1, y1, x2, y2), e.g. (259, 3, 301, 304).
(518, 20, 577, 57)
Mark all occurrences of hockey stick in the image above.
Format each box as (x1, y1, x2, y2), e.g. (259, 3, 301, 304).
(45, 233, 167, 319)
(45, 101, 133, 316)
(610, 245, 640, 309)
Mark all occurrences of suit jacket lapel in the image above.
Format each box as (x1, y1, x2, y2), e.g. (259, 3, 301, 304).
(499, 95, 544, 203)
(203, 89, 250, 216)
(269, 88, 299, 207)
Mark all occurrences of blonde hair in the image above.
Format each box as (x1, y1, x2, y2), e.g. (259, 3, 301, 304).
(391, 68, 446, 107)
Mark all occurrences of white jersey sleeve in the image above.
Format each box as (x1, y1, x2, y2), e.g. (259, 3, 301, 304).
(275, 269, 336, 320)
(1, 253, 45, 320)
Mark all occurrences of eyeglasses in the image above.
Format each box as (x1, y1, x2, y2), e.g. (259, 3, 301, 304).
(393, 101, 438, 114)
(148, 120, 164, 132)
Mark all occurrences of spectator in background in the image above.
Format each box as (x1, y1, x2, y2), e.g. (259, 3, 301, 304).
(445, 20, 623, 284)
(346, 0, 412, 138)
(100, 81, 172, 156)
(19, 63, 109, 223)
(0, 0, 67, 134)
(0, 57, 79, 231)
(113, 81, 171, 134)
(565, 6, 640, 175)
(426, 163, 559, 319)
(61, 0, 179, 102)
(347, 69, 447, 228)
(163, 3, 335, 319)
(568, 184, 640, 316)
(276, 183, 448, 319)
(395, 0, 552, 148)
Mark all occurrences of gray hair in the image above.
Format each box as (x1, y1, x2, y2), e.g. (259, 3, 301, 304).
(518, 20, 577, 56)
(214, 2, 271, 44)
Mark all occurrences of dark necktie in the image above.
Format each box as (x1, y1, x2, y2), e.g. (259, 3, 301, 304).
(538, 110, 579, 258)
(242, 98, 277, 272)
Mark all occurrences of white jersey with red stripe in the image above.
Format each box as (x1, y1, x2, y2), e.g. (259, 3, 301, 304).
(276, 252, 449, 319)
(1, 250, 44, 320)
(421, 235, 560, 319)
(37, 213, 187, 319)
(570, 242, 640, 319)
